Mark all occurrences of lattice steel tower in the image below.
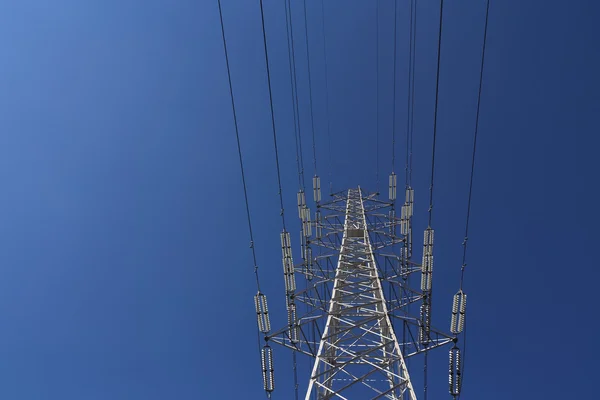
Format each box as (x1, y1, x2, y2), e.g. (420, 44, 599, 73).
(255, 180, 466, 399)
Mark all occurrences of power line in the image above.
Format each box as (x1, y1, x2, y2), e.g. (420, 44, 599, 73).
(301, 1, 318, 391)
(320, 0, 332, 195)
(259, 0, 287, 231)
(408, 0, 417, 185)
(391, 0, 398, 173)
(457, 1, 491, 398)
(405, 0, 417, 189)
(424, 2, 446, 399)
(375, 0, 380, 194)
(408, 0, 418, 188)
(460, 0, 490, 288)
(303, 0, 318, 177)
(217, 0, 262, 293)
(284, 0, 303, 190)
(217, 2, 270, 398)
(288, 0, 307, 193)
(403, 3, 417, 399)
(427, 0, 445, 228)
(286, 0, 306, 193)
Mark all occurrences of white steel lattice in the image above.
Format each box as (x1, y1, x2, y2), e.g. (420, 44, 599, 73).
(306, 188, 416, 399)
(267, 188, 455, 399)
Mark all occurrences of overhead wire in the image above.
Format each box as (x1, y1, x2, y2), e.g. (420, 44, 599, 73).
(284, 0, 303, 190)
(405, 0, 417, 189)
(284, 3, 303, 398)
(375, 0, 380, 194)
(456, 1, 491, 399)
(320, 0, 333, 195)
(217, 0, 262, 293)
(460, 0, 490, 290)
(391, 0, 398, 173)
(408, 0, 418, 187)
(424, 1, 446, 399)
(217, 1, 270, 398)
(259, 0, 287, 230)
(301, 0, 318, 392)
(303, 0, 318, 177)
(402, 2, 417, 399)
(286, 0, 307, 193)
(427, 0, 445, 228)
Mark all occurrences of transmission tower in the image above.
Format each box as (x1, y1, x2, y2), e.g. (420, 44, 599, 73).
(255, 181, 465, 399)
(305, 188, 416, 399)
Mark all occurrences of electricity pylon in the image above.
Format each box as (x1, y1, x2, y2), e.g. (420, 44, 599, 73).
(305, 188, 416, 399)
(257, 181, 463, 399)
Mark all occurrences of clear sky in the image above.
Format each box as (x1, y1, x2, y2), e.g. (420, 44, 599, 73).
(0, 0, 598, 399)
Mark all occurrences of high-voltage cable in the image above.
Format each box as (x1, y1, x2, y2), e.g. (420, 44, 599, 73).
(405, 0, 418, 189)
(258, 0, 298, 394)
(391, 0, 398, 174)
(285, 0, 306, 193)
(428, 0, 445, 229)
(375, 0, 380, 195)
(320, 0, 333, 195)
(303, 0, 318, 180)
(301, 0, 322, 383)
(218, 1, 271, 397)
(460, 0, 490, 288)
(455, 1, 491, 399)
(217, 0, 262, 293)
(284, 0, 302, 191)
(284, 4, 305, 397)
(424, 1, 446, 398)
(259, 0, 287, 232)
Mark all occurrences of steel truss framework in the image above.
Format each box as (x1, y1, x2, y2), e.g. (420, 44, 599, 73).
(267, 187, 456, 399)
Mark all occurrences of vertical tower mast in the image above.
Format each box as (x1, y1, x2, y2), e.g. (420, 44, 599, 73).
(306, 188, 416, 399)
(265, 186, 456, 399)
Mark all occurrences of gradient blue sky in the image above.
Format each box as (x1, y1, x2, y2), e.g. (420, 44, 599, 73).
(0, 0, 598, 399)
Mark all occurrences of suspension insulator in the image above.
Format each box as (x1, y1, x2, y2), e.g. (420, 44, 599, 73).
(456, 347, 462, 395)
(405, 188, 414, 216)
(420, 270, 428, 291)
(315, 211, 322, 239)
(420, 266, 432, 291)
(407, 229, 412, 259)
(281, 231, 292, 259)
(419, 303, 431, 344)
(302, 207, 312, 237)
(313, 175, 321, 203)
(451, 291, 467, 334)
(450, 305, 458, 334)
(261, 345, 275, 392)
(400, 205, 407, 235)
(297, 190, 306, 219)
(281, 231, 296, 294)
(288, 303, 299, 344)
(449, 347, 461, 396)
(424, 227, 434, 246)
(399, 247, 407, 276)
(421, 228, 434, 291)
(284, 266, 296, 293)
(402, 204, 412, 236)
(254, 292, 271, 334)
(389, 173, 397, 201)
(458, 292, 467, 333)
(305, 246, 313, 280)
(449, 347, 455, 394)
(389, 209, 395, 235)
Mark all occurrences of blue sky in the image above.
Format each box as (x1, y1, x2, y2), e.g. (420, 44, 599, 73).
(0, 0, 598, 399)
